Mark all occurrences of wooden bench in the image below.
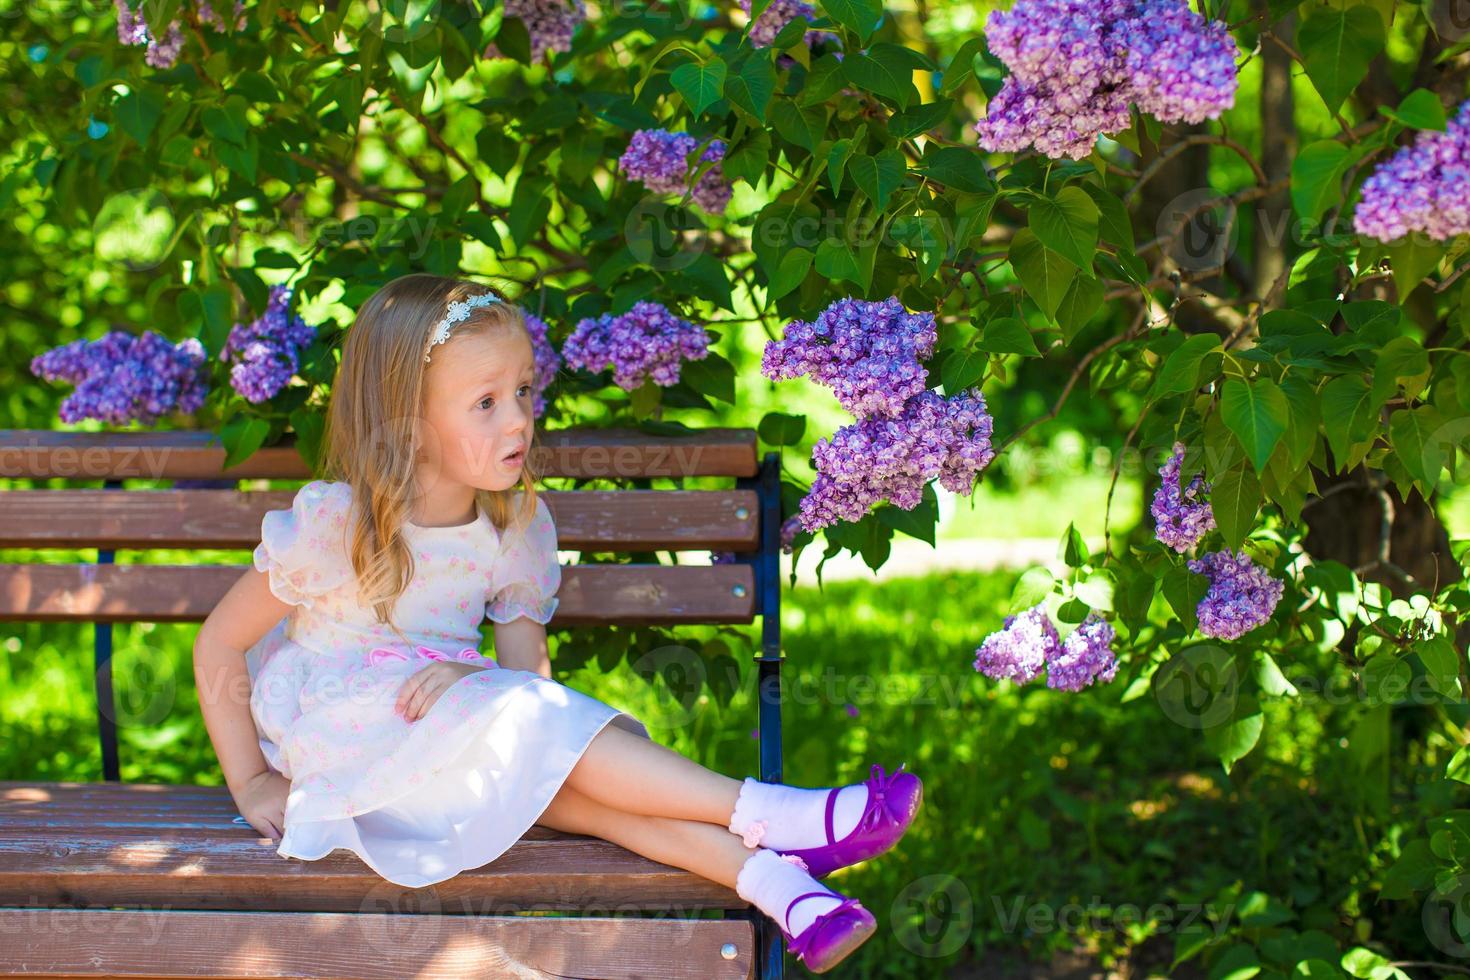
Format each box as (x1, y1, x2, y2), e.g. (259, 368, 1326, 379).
(0, 427, 787, 979)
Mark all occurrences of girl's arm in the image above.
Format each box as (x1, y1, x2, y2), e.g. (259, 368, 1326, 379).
(492, 618, 552, 678)
(193, 566, 296, 796)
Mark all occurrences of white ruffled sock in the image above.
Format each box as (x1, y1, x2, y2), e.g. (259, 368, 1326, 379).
(727, 777, 869, 851)
(735, 847, 845, 936)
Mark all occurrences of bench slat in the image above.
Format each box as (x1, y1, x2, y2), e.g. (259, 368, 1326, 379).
(0, 428, 760, 480)
(0, 908, 755, 978)
(0, 563, 757, 624)
(0, 781, 748, 915)
(0, 488, 760, 551)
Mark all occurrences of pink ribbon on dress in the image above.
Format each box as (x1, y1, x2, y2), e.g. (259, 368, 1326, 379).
(365, 644, 496, 668)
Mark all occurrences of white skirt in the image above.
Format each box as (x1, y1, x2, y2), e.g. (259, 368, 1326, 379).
(244, 620, 651, 888)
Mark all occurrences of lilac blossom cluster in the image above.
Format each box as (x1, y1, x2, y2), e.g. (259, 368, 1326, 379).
(115, 0, 245, 69)
(521, 311, 562, 417)
(799, 388, 996, 531)
(738, 0, 824, 48)
(562, 300, 711, 390)
(617, 129, 733, 214)
(972, 604, 1119, 691)
(220, 285, 317, 404)
(1186, 548, 1284, 641)
(484, 0, 587, 61)
(974, 0, 1239, 160)
(760, 297, 938, 418)
(31, 330, 209, 425)
(1354, 100, 1470, 242)
(1151, 441, 1216, 552)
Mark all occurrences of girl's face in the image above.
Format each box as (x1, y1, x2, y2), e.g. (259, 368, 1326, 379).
(419, 327, 535, 493)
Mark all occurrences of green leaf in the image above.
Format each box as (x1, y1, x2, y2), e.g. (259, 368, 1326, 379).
(916, 145, 994, 193)
(1206, 942, 1262, 980)
(725, 130, 771, 187)
(1059, 521, 1089, 567)
(887, 99, 952, 139)
(815, 237, 873, 292)
(289, 408, 324, 472)
(671, 58, 727, 117)
(1321, 375, 1378, 468)
(725, 54, 776, 122)
(1151, 333, 1222, 399)
(201, 95, 248, 146)
(1055, 275, 1104, 342)
(1297, 5, 1386, 112)
(1415, 635, 1462, 698)
(978, 316, 1039, 356)
(114, 90, 164, 146)
(506, 176, 552, 251)
(1222, 377, 1290, 474)
(1211, 459, 1262, 551)
(1028, 186, 1100, 270)
(1383, 88, 1447, 131)
(767, 248, 813, 300)
(1386, 237, 1442, 299)
(1009, 566, 1055, 613)
(820, 0, 883, 44)
(1447, 745, 1470, 785)
(1009, 228, 1076, 320)
(941, 347, 987, 394)
(1377, 840, 1437, 901)
(1082, 182, 1133, 251)
(841, 49, 919, 109)
(770, 100, 829, 151)
(680, 351, 736, 403)
(849, 149, 906, 210)
(1291, 140, 1349, 222)
(221, 415, 271, 471)
(1372, 335, 1431, 406)
(1389, 405, 1445, 495)
(938, 36, 984, 96)
(758, 412, 806, 446)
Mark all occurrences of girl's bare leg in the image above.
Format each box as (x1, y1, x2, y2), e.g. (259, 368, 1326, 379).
(562, 721, 745, 825)
(536, 781, 753, 889)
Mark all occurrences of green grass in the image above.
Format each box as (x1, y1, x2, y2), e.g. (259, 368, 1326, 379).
(1, 560, 1438, 976)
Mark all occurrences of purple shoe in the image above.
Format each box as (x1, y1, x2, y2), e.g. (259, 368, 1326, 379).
(776, 763, 923, 879)
(780, 890, 877, 974)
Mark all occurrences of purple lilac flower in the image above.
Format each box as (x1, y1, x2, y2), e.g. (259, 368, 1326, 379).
(711, 550, 738, 564)
(220, 285, 317, 404)
(761, 297, 939, 419)
(195, 0, 246, 31)
(521, 310, 561, 417)
(618, 129, 733, 214)
(779, 514, 802, 553)
(116, 0, 243, 68)
(484, 0, 587, 61)
(974, 0, 1239, 161)
(1151, 441, 1216, 553)
(31, 330, 209, 425)
(973, 603, 1059, 684)
(798, 388, 995, 531)
(563, 300, 711, 390)
(1354, 100, 1470, 242)
(1186, 548, 1284, 641)
(738, 0, 824, 48)
(1046, 612, 1119, 691)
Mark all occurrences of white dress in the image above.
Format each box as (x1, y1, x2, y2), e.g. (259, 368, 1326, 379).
(243, 479, 650, 888)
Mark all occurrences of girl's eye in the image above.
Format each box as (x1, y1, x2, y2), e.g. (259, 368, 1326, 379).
(478, 387, 530, 410)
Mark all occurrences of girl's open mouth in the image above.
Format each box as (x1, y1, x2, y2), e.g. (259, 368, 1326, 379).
(504, 448, 525, 466)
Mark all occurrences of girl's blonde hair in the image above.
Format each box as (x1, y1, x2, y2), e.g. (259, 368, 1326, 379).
(320, 273, 546, 633)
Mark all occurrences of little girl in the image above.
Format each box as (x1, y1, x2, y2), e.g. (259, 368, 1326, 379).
(193, 273, 924, 974)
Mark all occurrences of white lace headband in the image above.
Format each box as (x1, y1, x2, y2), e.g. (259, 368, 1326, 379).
(423, 291, 504, 363)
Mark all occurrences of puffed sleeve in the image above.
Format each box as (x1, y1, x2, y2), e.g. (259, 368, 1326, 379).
(252, 480, 356, 609)
(487, 495, 562, 625)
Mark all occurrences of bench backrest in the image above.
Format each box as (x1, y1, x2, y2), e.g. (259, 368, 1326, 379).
(0, 427, 785, 783)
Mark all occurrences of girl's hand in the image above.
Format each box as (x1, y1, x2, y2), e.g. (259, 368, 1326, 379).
(234, 769, 290, 841)
(395, 661, 489, 722)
